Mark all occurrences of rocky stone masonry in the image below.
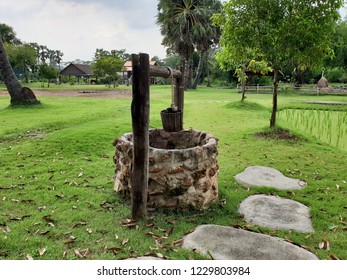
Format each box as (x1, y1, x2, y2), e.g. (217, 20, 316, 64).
(113, 129, 219, 210)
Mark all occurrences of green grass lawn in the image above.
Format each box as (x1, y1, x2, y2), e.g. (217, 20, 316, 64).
(0, 81, 131, 92)
(0, 86, 346, 260)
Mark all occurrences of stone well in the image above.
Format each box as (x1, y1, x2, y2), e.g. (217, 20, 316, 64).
(113, 129, 219, 210)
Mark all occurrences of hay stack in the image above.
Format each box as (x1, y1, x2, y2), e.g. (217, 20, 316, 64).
(317, 76, 329, 88)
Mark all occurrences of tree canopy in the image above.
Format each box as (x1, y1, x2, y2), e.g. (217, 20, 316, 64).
(0, 23, 21, 44)
(157, 0, 222, 88)
(5, 43, 36, 83)
(93, 49, 124, 87)
(214, 0, 344, 127)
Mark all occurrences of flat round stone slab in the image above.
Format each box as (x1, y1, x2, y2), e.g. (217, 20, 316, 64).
(182, 225, 318, 260)
(125, 257, 163, 260)
(235, 166, 307, 190)
(239, 195, 314, 232)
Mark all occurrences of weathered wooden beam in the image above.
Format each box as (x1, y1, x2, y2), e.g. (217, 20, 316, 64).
(150, 65, 181, 78)
(131, 53, 150, 220)
(174, 69, 184, 112)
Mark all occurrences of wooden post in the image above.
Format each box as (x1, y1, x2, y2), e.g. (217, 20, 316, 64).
(174, 73, 184, 114)
(131, 53, 150, 220)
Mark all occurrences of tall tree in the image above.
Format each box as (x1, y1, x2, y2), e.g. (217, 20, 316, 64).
(93, 55, 123, 88)
(214, 0, 343, 128)
(327, 19, 347, 70)
(157, 0, 222, 89)
(38, 63, 59, 88)
(0, 23, 21, 44)
(0, 33, 39, 105)
(5, 43, 37, 83)
(191, 0, 222, 89)
(38, 45, 49, 64)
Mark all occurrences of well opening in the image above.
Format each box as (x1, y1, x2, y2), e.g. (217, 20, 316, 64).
(113, 129, 219, 210)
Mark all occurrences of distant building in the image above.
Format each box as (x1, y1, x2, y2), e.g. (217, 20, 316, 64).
(60, 63, 94, 83)
(121, 60, 159, 85)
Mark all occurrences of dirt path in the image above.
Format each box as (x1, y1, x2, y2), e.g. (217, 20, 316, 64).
(0, 89, 132, 99)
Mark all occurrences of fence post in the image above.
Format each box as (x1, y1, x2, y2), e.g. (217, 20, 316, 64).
(131, 53, 150, 220)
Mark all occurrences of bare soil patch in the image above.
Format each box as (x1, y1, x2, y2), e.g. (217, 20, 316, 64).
(255, 128, 300, 142)
(0, 89, 132, 99)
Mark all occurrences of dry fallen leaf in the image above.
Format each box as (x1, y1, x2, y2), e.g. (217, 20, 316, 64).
(285, 237, 294, 244)
(55, 193, 65, 199)
(36, 230, 50, 236)
(156, 253, 165, 259)
(10, 215, 31, 221)
(329, 253, 340, 260)
(100, 201, 114, 210)
(114, 234, 119, 240)
(39, 248, 46, 256)
(64, 235, 77, 245)
(146, 223, 155, 228)
(78, 172, 84, 178)
(2, 226, 11, 233)
(323, 238, 331, 251)
(42, 215, 55, 223)
(74, 249, 83, 258)
(80, 248, 90, 257)
(82, 157, 92, 161)
(107, 247, 123, 254)
(121, 219, 137, 228)
(72, 221, 87, 229)
(26, 254, 34, 260)
(86, 228, 93, 234)
(122, 238, 129, 246)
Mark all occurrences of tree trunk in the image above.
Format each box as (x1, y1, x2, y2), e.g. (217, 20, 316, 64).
(270, 70, 279, 128)
(192, 50, 205, 89)
(241, 81, 246, 101)
(183, 58, 192, 89)
(0, 36, 39, 105)
(206, 53, 211, 87)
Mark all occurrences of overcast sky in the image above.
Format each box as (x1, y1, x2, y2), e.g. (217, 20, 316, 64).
(1, 0, 346, 62)
(0, 0, 167, 62)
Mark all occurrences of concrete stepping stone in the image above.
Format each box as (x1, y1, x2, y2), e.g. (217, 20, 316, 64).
(235, 166, 307, 190)
(182, 224, 318, 260)
(126, 257, 163, 260)
(239, 195, 314, 232)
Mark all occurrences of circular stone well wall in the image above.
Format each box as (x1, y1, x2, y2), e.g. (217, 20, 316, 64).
(113, 129, 219, 210)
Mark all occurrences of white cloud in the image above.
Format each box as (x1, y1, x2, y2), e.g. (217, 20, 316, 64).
(0, 0, 166, 61)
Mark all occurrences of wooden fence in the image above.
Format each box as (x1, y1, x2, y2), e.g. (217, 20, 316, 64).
(236, 84, 347, 95)
(236, 84, 321, 94)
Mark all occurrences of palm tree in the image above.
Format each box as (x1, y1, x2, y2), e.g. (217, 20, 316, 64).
(39, 45, 49, 64)
(157, 0, 222, 89)
(53, 50, 64, 71)
(191, 0, 222, 89)
(0, 33, 39, 105)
